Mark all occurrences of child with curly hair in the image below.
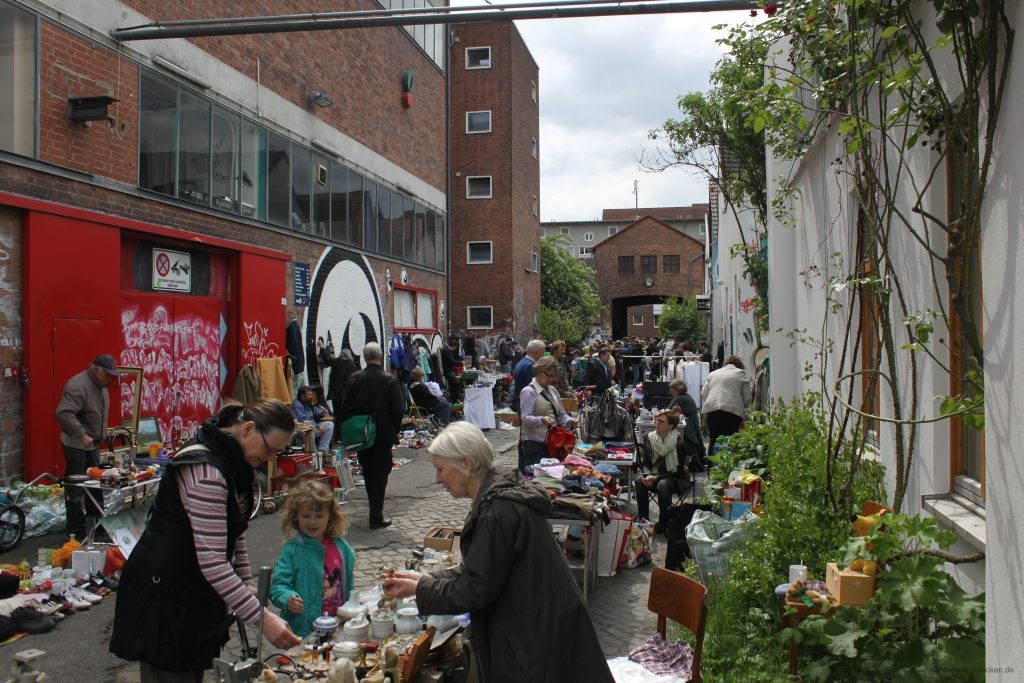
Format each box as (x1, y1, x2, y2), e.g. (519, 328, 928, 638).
(270, 478, 355, 637)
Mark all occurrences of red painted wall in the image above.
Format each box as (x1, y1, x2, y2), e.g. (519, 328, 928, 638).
(237, 252, 287, 380)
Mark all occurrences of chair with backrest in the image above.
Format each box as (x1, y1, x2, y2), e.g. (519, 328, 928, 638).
(647, 566, 708, 683)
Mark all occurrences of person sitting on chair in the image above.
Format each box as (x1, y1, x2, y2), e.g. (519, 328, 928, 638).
(291, 386, 333, 454)
(409, 367, 451, 427)
(635, 410, 690, 533)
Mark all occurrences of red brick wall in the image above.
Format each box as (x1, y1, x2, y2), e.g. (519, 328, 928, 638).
(448, 22, 539, 337)
(38, 21, 139, 186)
(0, 206, 24, 482)
(122, 0, 446, 188)
(626, 304, 659, 338)
(593, 216, 705, 313)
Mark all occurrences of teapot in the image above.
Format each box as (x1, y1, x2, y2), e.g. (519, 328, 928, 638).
(395, 606, 422, 635)
(337, 588, 367, 622)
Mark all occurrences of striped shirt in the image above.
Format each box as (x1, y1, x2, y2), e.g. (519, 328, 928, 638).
(177, 463, 263, 624)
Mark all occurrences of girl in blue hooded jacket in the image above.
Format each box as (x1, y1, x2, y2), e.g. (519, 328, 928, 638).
(270, 478, 356, 637)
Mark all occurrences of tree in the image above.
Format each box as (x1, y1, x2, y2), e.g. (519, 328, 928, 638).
(539, 235, 601, 344)
(656, 296, 705, 347)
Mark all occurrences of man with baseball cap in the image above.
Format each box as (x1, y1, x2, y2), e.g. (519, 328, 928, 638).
(55, 354, 120, 539)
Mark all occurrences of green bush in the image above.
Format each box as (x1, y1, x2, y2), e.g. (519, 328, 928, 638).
(696, 393, 885, 681)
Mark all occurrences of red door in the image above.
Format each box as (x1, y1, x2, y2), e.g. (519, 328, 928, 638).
(51, 318, 107, 476)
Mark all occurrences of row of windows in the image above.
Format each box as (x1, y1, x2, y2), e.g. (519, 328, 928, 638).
(465, 241, 538, 270)
(138, 69, 446, 270)
(618, 255, 681, 275)
(540, 226, 619, 239)
(464, 176, 537, 214)
(377, 0, 446, 70)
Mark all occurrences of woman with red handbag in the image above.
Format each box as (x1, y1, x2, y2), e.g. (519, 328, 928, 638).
(517, 355, 576, 475)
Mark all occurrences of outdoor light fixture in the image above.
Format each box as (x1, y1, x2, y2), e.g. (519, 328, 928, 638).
(308, 90, 334, 108)
(644, 276, 654, 289)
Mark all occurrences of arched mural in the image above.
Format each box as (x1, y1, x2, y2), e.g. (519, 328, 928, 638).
(303, 247, 384, 381)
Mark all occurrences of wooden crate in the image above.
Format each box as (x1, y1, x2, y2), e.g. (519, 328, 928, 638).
(826, 562, 876, 606)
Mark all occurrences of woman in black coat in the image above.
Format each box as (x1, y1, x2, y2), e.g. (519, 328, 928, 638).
(383, 422, 615, 683)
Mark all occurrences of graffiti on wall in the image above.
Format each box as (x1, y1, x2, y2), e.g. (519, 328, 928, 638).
(120, 302, 222, 444)
(241, 320, 280, 366)
(303, 247, 384, 382)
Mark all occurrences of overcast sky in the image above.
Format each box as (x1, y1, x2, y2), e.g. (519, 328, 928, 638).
(496, 7, 753, 221)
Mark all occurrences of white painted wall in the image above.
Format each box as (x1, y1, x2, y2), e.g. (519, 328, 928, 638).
(710, 189, 760, 368)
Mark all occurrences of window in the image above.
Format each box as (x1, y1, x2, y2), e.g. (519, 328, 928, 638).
(618, 255, 634, 275)
(466, 111, 492, 134)
(632, 314, 644, 326)
(267, 132, 291, 227)
(663, 255, 680, 274)
(578, 246, 592, 257)
(640, 255, 657, 274)
(139, 71, 178, 196)
(0, 2, 36, 157)
(532, 195, 539, 217)
(467, 241, 492, 264)
(540, 227, 547, 237)
(394, 287, 437, 331)
(531, 80, 537, 103)
(466, 176, 492, 199)
(608, 227, 619, 236)
(531, 250, 539, 273)
(583, 232, 594, 242)
(564, 245, 574, 255)
(291, 143, 313, 232)
(467, 306, 493, 329)
(465, 46, 491, 69)
(560, 227, 570, 235)
(239, 120, 267, 220)
(531, 137, 538, 159)
(178, 90, 211, 205)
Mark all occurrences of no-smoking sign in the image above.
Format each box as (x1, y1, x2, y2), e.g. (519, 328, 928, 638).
(152, 248, 191, 292)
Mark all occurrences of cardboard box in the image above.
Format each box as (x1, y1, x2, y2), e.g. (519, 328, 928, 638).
(423, 526, 462, 552)
(826, 562, 876, 606)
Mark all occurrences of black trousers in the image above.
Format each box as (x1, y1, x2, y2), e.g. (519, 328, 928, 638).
(705, 410, 744, 462)
(518, 439, 548, 476)
(634, 475, 682, 522)
(357, 439, 395, 524)
(62, 444, 100, 539)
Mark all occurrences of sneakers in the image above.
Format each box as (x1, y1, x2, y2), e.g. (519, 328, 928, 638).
(59, 589, 92, 610)
(67, 586, 103, 604)
(11, 605, 57, 634)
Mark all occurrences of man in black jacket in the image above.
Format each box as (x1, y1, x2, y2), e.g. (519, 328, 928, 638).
(583, 348, 613, 397)
(341, 342, 404, 529)
(318, 338, 356, 423)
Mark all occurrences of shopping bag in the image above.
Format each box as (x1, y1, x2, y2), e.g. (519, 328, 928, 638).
(622, 520, 654, 569)
(686, 509, 759, 583)
(598, 510, 633, 577)
(340, 414, 377, 451)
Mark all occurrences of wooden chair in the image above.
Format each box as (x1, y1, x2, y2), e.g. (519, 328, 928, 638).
(647, 566, 708, 683)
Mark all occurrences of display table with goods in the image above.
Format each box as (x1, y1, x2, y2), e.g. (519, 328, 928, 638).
(62, 464, 161, 557)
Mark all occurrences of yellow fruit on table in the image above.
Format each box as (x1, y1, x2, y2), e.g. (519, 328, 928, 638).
(862, 560, 878, 576)
(849, 559, 866, 571)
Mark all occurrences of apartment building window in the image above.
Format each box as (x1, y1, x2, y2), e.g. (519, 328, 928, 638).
(640, 255, 657, 274)
(531, 250, 539, 273)
(532, 195, 539, 217)
(632, 314, 644, 326)
(467, 241, 493, 264)
(540, 227, 547, 237)
(618, 255, 634, 275)
(583, 232, 594, 242)
(564, 245, 575, 255)
(466, 111, 492, 134)
(578, 246, 592, 257)
(663, 254, 680, 274)
(466, 176, 492, 199)
(608, 227, 619, 236)
(467, 306, 493, 329)
(465, 46, 491, 69)
(560, 227, 569, 235)
(531, 80, 537, 103)
(531, 137, 538, 159)
(394, 286, 438, 332)
(0, 1, 36, 157)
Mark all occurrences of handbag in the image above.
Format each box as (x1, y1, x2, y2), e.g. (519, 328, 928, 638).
(340, 414, 376, 452)
(536, 388, 576, 459)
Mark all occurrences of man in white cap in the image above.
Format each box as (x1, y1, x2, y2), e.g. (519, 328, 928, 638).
(55, 354, 120, 539)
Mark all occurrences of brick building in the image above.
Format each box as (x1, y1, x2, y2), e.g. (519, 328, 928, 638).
(0, 0, 450, 480)
(541, 204, 708, 261)
(447, 22, 541, 342)
(592, 216, 706, 339)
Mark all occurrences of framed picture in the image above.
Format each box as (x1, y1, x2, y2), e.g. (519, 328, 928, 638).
(116, 366, 144, 434)
(136, 416, 162, 450)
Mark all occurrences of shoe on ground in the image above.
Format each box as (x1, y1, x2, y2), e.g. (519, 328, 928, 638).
(369, 518, 393, 529)
(60, 590, 91, 610)
(11, 606, 57, 634)
(47, 593, 76, 615)
(69, 586, 103, 604)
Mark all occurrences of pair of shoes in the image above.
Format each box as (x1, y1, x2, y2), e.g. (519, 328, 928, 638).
(92, 573, 119, 591)
(11, 605, 57, 634)
(70, 586, 103, 604)
(59, 589, 92, 610)
(369, 518, 393, 529)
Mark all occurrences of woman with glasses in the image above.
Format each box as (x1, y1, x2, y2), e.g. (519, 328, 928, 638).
(635, 410, 690, 533)
(110, 399, 301, 682)
(517, 355, 576, 475)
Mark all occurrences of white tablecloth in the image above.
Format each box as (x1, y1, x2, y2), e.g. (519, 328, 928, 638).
(463, 386, 495, 429)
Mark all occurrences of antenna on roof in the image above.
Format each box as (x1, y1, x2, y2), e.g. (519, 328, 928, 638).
(633, 179, 639, 218)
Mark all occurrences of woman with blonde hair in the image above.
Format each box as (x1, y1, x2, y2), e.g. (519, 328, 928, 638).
(517, 354, 575, 475)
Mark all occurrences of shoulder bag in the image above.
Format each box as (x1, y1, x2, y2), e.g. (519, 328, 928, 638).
(536, 388, 576, 460)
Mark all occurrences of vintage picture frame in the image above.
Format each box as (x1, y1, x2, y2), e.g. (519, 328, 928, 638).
(116, 366, 144, 433)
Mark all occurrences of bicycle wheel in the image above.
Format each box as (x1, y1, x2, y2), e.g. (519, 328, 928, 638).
(0, 504, 26, 553)
(250, 470, 266, 520)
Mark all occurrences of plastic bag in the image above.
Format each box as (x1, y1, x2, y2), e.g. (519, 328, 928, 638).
(598, 510, 632, 577)
(622, 520, 654, 569)
(24, 496, 67, 538)
(685, 509, 759, 583)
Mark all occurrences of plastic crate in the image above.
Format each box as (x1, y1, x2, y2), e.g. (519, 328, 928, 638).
(275, 453, 314, 475)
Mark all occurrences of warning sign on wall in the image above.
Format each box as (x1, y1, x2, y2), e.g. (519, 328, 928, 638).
(152, 248, 192, 292)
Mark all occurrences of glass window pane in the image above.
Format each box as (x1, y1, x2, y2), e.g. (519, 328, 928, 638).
(403, 198, 416, 261)
(395, 289, 415, 328)
(377, 186, 392, 256)
(291, 143, 312, 231)
(417, 292, 435, 329)
(424, 24, 435, 63)
(348, 172, 364, 248)
(177, 90, 211, 205)
(434, 212, 446, 270)
(425, 210, 436, 267)
(391, 193, 405, 258)
(415, 203, 427, 265)
(363, 180, 378, 251)
(139, 71, 177, 196)
(267, 132, 291, 227)
(329, 163, 348, 243)
(0, 3, 35, 156)
(239, 120, 266, 219)
(312, 156, 330, 237)
(211, 106, 240, 213)
(434, 25, 445, 70)
(467, 111, 491, 133)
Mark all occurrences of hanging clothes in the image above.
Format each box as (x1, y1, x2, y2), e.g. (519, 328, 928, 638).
(389, 334, 409, 372)
(231, 365, 261, 405)
(256, 357, 292, 403)
(285, 320, 304, 374)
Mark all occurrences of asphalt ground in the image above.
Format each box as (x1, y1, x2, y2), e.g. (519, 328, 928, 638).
(0, 426, 704, 681)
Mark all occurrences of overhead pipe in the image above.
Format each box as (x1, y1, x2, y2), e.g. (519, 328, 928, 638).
(112, 0, 759, 41)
